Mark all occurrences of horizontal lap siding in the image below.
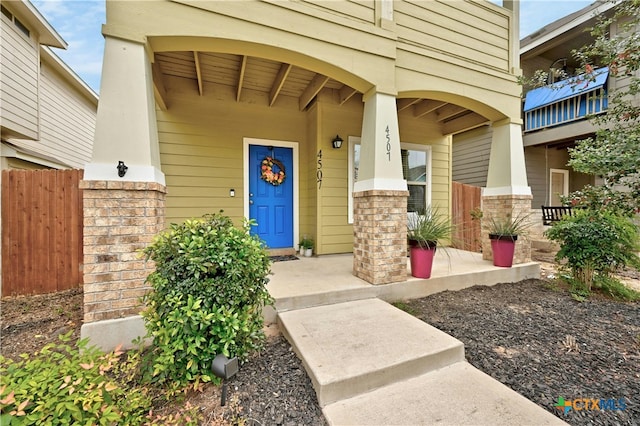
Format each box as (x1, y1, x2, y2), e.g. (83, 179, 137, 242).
(35, 63, 96, 168)
(158, 76, 308, 227)
(1, 14, 39, 139)
(300, 0, 375, 23)
(452, 126, 491, 187)
(395, 0, 510, 72)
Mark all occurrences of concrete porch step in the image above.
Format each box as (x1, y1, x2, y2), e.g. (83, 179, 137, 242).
(323, 362, 566, 425)
(277, 298, 465, 407)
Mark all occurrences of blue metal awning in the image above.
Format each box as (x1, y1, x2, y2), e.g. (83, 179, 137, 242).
(523, 67, 609, 112)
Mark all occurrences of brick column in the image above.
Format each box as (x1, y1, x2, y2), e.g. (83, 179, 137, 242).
(353, 190, 408, 285)
(81, 180, 166, 323)
(481, 194, 532, 265)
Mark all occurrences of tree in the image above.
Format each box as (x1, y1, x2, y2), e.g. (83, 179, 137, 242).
(566, 0, 640, 215)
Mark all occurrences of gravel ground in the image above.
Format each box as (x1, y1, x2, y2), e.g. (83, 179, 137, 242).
(2, 270, 638, 425)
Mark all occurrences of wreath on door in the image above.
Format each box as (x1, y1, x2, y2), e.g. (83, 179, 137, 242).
(261, 156, 286, 186)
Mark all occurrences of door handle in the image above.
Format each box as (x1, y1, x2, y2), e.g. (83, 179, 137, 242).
(249, 200, 254, 204)
(250, 193, 254, 197)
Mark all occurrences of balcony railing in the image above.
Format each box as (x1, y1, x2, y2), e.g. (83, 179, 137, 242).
(523, 67, 609, 133)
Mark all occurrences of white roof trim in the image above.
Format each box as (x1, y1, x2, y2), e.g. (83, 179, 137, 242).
(520, 0, 617, 55)
(8, 0, 67, 48)
(1, 142, 71, 169)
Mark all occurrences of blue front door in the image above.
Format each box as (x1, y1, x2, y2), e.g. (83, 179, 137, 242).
(249, 145, 293, 248)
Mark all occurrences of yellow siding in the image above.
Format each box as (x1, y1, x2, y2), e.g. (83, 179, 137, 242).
(1, 12, 39, 140)
(158, 76, 309, 226)
(300, 0, 375, 24)
(395, 0, 510, 72)
(315, 100, 364, 254)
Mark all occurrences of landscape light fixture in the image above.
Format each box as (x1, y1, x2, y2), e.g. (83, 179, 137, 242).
(211, 354, 239, 406)
(332, 134, 343, 149)
(117, 161, 128, 177)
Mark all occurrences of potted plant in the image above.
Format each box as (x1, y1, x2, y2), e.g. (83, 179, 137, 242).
(407, 207, 453, 278)
(299, 237, 314, 257)
(486, 210, 531, 267)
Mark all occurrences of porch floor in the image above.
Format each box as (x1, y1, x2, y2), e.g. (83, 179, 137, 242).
(266, 248, 540, 320)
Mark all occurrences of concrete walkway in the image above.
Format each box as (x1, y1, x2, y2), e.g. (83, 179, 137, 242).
(270, 251, 567, 425)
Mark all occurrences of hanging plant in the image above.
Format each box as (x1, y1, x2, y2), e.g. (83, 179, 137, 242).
(261, 156, 286, 186)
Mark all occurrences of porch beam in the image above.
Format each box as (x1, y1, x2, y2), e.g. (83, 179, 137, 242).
(339, 85, 358, 105)
(396, 98, 421, 112)
(237, 55, 247, 102)
(269, 63, 292, 107)
(151, 62, 168, 111)
(299, 73, 330, 111)
(442, 112, 489, 135)
(413, 100, 446, 118)
(436, 104, 467, 122)
(193, 51, 203, 96)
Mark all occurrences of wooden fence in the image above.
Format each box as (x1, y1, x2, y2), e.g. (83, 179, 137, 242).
(451, 181, 482, 253)
(1, 169, 83, 297)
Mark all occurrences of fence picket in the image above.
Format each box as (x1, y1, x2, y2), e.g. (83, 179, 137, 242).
(1, 169, 83, 296)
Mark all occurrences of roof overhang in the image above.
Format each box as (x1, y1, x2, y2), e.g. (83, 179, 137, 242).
(520, 0, 617, 55)
(7, 0, 66, 48)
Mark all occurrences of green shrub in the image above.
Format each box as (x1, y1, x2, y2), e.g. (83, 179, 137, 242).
(0, 334, 151, 425)
(142, 212, 273, 387)
(545, 209, 640, 290)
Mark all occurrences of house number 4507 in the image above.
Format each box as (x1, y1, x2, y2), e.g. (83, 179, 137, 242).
(317, 150, 323, 189)
(385, 125, 391, 161)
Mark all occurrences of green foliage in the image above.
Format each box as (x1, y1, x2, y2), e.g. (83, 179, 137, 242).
(0, 333, 151, 425)
(593, 274, 640, 301)
(407, 206, 454, 248)
(545, 209, 640, 290)
(142, 212, 273, 387)
(486, 209, 531, 240)
(299, 236, 314, 250)
(566, 0, 640, 214)
(391, 301, 417, 316)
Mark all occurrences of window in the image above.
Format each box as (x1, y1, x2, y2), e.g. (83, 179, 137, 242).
(1, 5, 30, 38)
(348, 138, 431, 223)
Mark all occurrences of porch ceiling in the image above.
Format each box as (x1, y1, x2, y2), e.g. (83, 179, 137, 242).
(153, 51, 489, 135)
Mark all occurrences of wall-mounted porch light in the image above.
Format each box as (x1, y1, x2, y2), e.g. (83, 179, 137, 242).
(332, 134, 344, 149)
(117, 161, 128, 177)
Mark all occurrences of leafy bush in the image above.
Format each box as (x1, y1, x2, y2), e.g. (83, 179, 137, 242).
(0, 334, 151, 425)
(142, 212, 273, 387)
(545, 209, 640, 291)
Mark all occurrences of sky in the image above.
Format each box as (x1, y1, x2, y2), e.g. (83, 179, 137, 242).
(32, 0, 594, 95)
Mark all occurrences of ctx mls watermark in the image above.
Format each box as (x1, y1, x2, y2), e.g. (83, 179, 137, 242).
(555, 397, 627, 415)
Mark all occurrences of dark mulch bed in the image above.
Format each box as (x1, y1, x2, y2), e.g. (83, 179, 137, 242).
(2, 277, 638, 425)
(404, 279, 640, 425)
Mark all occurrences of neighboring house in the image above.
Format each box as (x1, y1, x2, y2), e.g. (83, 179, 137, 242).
(453, 0, 638, 212)
(0, 0, 98, 170)
(81, 0, 530, 349)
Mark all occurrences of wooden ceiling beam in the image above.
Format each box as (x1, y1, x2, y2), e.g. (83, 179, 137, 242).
(193, 51, 203, 96)
(436, 104, 467, 122)
(396, 98, 421, 112)
(441, 112, 489, 135)
(236, 55, 247, 102)
(299, 73, 330, 111)
(269, 63, 292, 107)
(339, 85, 358, 105)
(151, 61, 168, 111)
(413, 100, 446, 117)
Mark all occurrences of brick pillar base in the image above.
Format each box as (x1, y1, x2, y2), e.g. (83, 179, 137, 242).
(481, 194, 532, 265)
(81, 180, 166, 323)
(353, 190, 408, 285)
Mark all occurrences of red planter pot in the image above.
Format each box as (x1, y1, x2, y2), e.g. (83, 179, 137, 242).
(410, 245, 437, 278)
(489, 234, 517, 267)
